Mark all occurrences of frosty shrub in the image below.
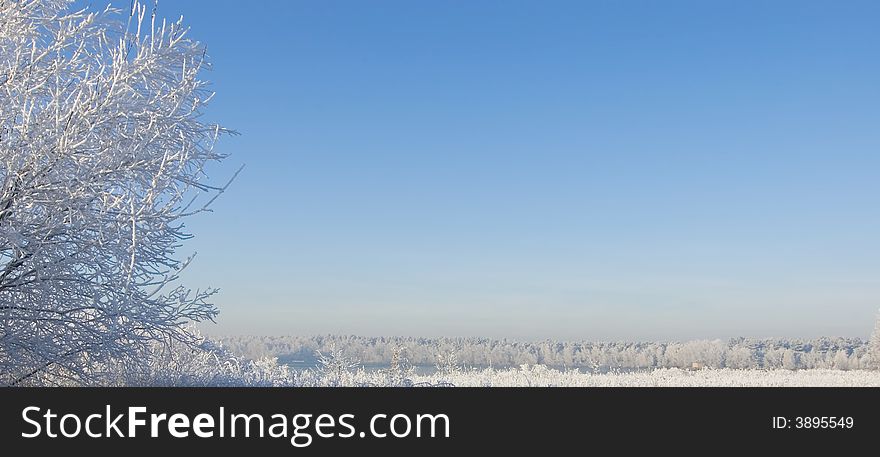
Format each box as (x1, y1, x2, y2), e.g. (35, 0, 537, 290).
(0, 1, 233, 386)
(313, 345, 362, 387)
(383, 346, 415, 387)
(87, 328, 296, 387)
(434, 345, 460, 380)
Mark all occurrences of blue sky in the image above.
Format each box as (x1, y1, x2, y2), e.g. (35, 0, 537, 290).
(104, 1, 880, 339)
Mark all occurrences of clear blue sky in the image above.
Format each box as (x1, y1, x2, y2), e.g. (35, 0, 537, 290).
(108, 1, 880, 339)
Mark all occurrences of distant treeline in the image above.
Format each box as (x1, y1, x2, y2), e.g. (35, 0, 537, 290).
(218, 335, 872, 371)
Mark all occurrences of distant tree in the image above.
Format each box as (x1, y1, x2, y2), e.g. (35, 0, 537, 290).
(832, 349, 853, 371)
(0, 2, 233, 385)
(762, 348, 784, 369)
(869, 311, 880, 369)
(781, 349, 800, 370)
(726, 346, 756, 369)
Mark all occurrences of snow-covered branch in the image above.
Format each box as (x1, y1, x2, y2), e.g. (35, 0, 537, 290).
(0, 1, 231, 386)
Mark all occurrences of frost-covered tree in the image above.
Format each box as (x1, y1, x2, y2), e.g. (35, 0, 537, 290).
(315, 345, 360, 387)
(781, 349, 800, 370)
(0, 1, 233, 386)
(726, 346, 756, 369)
(868, 311, 880, 370)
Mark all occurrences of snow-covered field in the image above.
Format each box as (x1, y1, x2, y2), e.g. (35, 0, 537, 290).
(420, 366, 880, 387)
(294, 365, 880, 387)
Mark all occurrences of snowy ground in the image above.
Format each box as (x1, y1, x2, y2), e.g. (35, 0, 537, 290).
(296, 366, 880, 387)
